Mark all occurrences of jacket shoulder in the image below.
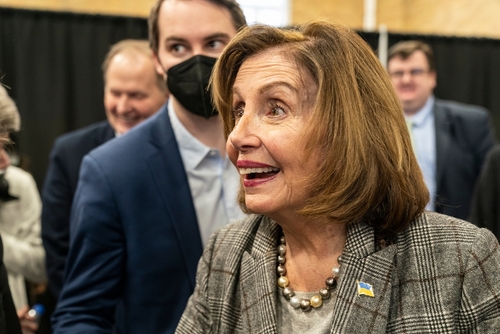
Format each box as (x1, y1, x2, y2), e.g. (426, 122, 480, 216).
(89, 106, 170, 162)
(397, 212, 498, 268)
(52, 121, 112, 152)
(434, 99, 489, 118)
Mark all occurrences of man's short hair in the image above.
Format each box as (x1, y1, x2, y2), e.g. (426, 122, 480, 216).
(388, 40, 436, 72)
(0, 84, 21, 141)
(148, 0, 247, 55)
(101, 39, 167, 93)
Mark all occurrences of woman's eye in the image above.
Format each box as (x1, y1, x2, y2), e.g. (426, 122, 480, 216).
(232, 106, 244, 120)
(270, 105, 286, 116)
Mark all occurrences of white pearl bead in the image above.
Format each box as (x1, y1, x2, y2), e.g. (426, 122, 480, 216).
(290, 296, 301, 308)
(332, 266, 340, 277)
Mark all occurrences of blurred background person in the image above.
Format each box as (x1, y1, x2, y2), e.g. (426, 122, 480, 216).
(42, 39, 167, 333)
(0, 140, 46, 334)
(0, 83, 28, 334)
(176, 21, 500, 333)
(41, 39, 168, 305)
(469, 144, 500, 240)
(387, 40, 496, 221)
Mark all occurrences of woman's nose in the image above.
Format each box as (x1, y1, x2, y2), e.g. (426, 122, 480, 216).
(0, 149, 10, 170)
(228, 113, 260, 152)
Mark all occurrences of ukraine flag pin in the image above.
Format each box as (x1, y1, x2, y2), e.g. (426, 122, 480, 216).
(357, 280, 375, 297)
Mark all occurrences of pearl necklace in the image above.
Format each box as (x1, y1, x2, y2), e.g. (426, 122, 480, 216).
(277, 235, 341, 312)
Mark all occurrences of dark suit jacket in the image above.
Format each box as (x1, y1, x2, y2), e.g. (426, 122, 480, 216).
(433, 99, 495, 220)
(0, 236, 22, 334)
(469, 144, 500, 240)
(52, 106, 203, 334)
(41, 120, 114, 299)
(176, 213, 500, 333)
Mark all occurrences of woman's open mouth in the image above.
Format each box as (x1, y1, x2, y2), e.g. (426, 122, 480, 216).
(239, 167, 280, 180)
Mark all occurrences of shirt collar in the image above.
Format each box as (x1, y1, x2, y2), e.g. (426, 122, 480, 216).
(168, 99, 211, 170)
(405, 95, 434, 128)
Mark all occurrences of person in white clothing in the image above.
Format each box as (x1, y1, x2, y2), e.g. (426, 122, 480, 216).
(0, 84, 44, 334)
(0, 163, 45, 310)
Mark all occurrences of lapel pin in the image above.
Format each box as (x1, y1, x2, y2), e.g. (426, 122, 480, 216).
(357, 280, 374, 297)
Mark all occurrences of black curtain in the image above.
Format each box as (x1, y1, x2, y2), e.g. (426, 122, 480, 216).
(1, 7, 500, 190)
(0, 7, 148, 188)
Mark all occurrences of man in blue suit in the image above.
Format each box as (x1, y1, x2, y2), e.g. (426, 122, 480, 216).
(387, 40, 495, 220)
(42, 39, 168, 301)
(52, 1, 247, 333)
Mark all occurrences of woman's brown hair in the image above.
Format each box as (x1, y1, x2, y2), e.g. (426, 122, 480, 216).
(212, 21, 429, 237)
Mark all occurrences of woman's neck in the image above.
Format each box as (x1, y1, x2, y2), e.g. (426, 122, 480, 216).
(278, 216, 347, 292)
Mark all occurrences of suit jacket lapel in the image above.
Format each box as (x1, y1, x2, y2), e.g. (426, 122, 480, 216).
(145, 108, 203, 289)
(331, 222, 397, 333)
(101, 121, 115, 143)
(239, 216, 280, 334)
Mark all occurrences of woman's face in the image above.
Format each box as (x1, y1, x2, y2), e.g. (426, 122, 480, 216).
(227, 48, 319, 219)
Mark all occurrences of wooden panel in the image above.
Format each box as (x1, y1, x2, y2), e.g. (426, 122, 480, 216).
(404, 0, 500, 38)
(0, 0, 154, 17)
(1, 0, 500, 38)
(291, 0, 365, 29)
(292, 0, 500, 38)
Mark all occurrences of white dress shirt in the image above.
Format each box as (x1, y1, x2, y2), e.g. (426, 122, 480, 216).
(169, 100, 245, 246)
(405, 96, 436, 211)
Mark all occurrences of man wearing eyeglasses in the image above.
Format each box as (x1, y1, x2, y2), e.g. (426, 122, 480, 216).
(387, 40, 495, 220)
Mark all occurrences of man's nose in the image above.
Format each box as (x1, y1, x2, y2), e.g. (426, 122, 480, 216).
(116, 96, 131, 113)
(401, 71, 413, 83)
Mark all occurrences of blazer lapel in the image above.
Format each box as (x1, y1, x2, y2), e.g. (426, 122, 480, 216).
(331, 223, 397, 334)
(145, 108, 203, 289)
(239, 217, 280, 334)
(101, 121, 115, 143)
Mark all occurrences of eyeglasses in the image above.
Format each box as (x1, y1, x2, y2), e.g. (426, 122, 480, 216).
(389, 68, 428, 79)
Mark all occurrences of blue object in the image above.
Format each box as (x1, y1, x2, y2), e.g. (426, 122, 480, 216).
(28, 303, 45, 323)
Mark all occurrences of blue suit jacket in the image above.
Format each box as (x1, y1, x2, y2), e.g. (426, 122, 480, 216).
(52, 106, 203, 333)
(42, 120, 115, 299)
(433, 99, 496, 219)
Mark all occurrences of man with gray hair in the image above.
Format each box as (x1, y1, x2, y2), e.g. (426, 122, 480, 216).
(42, 39, 169, 308)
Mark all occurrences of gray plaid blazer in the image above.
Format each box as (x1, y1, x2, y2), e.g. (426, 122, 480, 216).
(176, 212, 500, 333)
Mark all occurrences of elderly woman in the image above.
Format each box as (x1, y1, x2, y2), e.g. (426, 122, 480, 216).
(0, 84, 23, 333)
(176, 21, 500, 333)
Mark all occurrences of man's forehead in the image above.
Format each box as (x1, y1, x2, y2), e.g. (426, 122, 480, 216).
(389, 52, 429, 68)
(158, 0, 236, 35)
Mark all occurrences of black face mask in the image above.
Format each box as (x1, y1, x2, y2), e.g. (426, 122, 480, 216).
(0, 172, 18, 203)
(167, 55, 218, 119)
